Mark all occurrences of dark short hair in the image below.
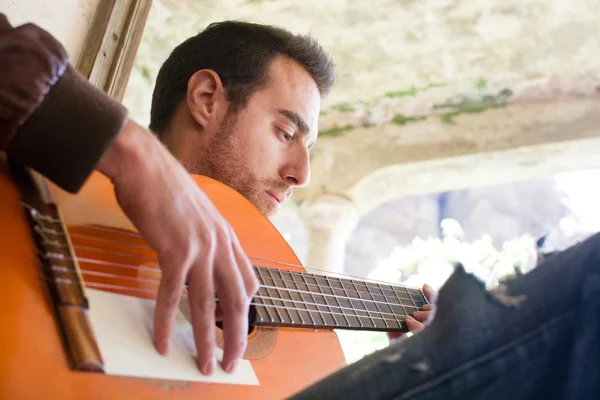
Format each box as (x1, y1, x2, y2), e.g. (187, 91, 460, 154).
(149, 21, 336, 135)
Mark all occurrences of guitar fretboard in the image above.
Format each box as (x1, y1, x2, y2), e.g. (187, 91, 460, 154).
(252, 266, 427, 332)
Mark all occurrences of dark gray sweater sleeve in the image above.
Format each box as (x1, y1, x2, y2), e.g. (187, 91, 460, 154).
(0, 13, 128, 193)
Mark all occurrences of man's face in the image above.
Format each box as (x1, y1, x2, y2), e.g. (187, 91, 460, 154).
(195, 56, 321, 216)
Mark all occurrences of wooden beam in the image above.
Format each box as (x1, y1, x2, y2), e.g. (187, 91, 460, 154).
(85, 0, 152, 101)
(294, 96, 600, 215)
(76, 0, 118, 78)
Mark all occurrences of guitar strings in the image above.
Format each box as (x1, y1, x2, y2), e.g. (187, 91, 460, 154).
(25, 204, 427, 325)
(30, 216, 422, 291)
(39, 276, 409, 328)
(42, 246, 425, 310)
(47, 263, 421, 316)
(42, 233, 417, 301)
(40, 233, 423, 303)
(36, 225, 424, 303)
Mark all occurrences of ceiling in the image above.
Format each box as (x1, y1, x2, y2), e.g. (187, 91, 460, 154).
(123, 0, 600, 127)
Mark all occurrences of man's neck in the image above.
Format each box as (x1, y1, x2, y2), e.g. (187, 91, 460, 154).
(160, 127, 206, 175)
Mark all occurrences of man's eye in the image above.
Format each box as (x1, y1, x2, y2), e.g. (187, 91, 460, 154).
(282, 131, 293, 141)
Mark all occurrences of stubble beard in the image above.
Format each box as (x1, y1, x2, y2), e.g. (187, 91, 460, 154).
(199, 111, 272, 215)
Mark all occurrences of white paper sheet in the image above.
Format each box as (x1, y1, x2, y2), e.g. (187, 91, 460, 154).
(86, 288, 259, 386)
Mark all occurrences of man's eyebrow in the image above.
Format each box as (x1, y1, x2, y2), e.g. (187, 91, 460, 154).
(278, 109, 310, 135)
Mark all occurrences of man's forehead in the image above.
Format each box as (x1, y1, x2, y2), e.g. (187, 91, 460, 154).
(266, 57, 321, 127)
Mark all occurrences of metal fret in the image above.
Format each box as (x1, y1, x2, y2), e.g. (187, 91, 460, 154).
(291, 272, 315, 325)
(251, 266, 425, 332)
(394, 286, 419, 317)
(354, 281, 377, 328)
(372, 283, 392, 329)
(324, 275, 351, 328)
(263, 268, 288, 324)
(290, 272, 328, 325)
(382, 284, 409, 323)
(271, 269, 293, 323)
(348, 279, 364, 328)
(317, 275, 337, 326)
(388, 286, 406, 328)
(254, 268, 277, 323)
(316, 275, 344, 327)
(400, 286, 417, 309)
(406, 287, 428, 310)
(253, 268, 265, 323)
(405, 288, 419, 320)
(305, 274, 336, 326)
(338, 277, 363, 328)
(257, 267, 421, 313)
(363, 285, 378, 329)
(277, 270, 302, 324)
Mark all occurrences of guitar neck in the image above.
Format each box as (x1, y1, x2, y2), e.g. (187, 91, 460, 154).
(250, 266, 428, 332)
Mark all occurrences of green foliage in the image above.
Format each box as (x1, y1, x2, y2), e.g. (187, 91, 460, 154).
(384, 82, 446, 99)
(433, 88, 513, 124)
(358, 98, 381, 108)
(320, 124, 355, 137)
(316, 80, 513, 139)
(391, 113, 426, 125)
(139, 66, 153, 83)
(475, 77, 488, 90)
(327, 82, 446, 114)
(331, 102, 356, 113)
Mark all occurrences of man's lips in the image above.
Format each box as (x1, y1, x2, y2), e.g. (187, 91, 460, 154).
(267, 192, 282, 203)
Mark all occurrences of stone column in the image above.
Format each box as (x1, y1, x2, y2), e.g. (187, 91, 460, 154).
(300, 194, 360, 275)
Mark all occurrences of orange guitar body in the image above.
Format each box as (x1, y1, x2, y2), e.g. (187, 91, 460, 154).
(0, 161, 346, 399)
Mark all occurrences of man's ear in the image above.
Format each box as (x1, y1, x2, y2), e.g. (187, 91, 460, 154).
(186, 69, 226, 133)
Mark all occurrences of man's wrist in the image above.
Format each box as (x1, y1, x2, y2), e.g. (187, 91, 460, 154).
(97, 120, 148, 184)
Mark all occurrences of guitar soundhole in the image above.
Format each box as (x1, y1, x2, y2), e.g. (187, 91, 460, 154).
(214, 321, 256, 336)
(215, 304, 257, 335)
(214, 304, 277, 360)
(248, 304, 257, 335)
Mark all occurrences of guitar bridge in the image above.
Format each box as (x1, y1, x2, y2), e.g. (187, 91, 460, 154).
(9, 160, 104, 373)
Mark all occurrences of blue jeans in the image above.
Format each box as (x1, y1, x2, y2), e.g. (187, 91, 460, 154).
(290, 233, 600, 399)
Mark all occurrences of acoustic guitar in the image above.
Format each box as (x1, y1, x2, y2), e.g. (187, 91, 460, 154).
(0, 157, 427, 399)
